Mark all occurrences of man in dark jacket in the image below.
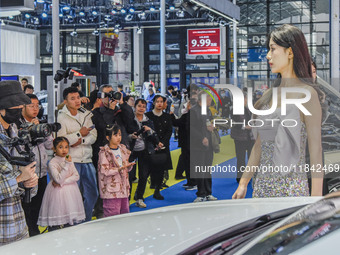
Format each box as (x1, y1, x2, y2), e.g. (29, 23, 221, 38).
(92, 85, 137, 167)
(171, 101, 196, 189)
(190, 91, 217, 202)
(91, 84, 137, 217)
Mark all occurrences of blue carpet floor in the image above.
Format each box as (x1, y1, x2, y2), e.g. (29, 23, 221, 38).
(130, 156, 253, 213)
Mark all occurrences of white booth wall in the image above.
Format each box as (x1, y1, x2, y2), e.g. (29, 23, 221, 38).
(0, 25, 41, 91)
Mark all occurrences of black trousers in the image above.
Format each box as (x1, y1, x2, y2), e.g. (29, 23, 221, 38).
(22, 176, 47, 236)
(175, 149, 185, 178)
(234, 140, 254, 179)
(181, 148, 195, 186)
(131, 150, 152, 200)
(194, 149, 213, 197)
(151, 167, 165, 190)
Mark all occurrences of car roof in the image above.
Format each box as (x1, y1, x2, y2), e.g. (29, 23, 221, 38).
(0, 197, 320, 255)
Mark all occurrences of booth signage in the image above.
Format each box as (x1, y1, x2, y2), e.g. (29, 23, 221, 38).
(101, 37, 117, 56)
(187, 28, 221, 55)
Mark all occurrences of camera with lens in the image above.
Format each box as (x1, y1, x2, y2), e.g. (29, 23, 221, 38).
(0, 122, 61, 204)
(135, 126, 145, 136)
(135, 124, 152, 137)
(100, 91, 122, 101)
(18, 122, 61, 147)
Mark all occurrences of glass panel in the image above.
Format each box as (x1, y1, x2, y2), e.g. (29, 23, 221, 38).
(186, 63, 218, 71)
(40, 56, 52, 64)
(313, 24, 330, 46)
(165, 43, 180, 50)
(88, 34, 97, 53)
(149, 54, 180, 61)
(186, 54, 218, 60)
(149, 54, 160, 61)
(149, 64, 180, 71)
(66, 35, 72, 53)
(72, 54, 88, 63)
(72, 34, 88, 54)
(66, 54, 72, 63)
(166, 54, 180, 60)
(149, 44, 160, 51)
(312, 0, 329, 22)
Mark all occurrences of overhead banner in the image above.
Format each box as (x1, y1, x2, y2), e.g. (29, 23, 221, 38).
(187, 28, 221, 55)
(100, 37, 117, 56)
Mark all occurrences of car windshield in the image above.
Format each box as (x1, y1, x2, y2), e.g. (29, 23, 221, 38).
(243, 196, 340, 254)
(178, 206, 304, 255)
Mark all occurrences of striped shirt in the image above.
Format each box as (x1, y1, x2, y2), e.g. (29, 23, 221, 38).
(0, 123, 28, 245)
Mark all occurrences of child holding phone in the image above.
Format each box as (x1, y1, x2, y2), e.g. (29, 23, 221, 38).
(38, 137, 85, 231)
(98, 124, 135, 217)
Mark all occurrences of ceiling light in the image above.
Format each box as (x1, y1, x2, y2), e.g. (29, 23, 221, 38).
(36, 0, 45, 3)
(70, 28, 77, 37)
(219, 20, 228, 27)
(111, 9, 117, 15)
(125, 14, 133, 21)
(138, 11, 146, 20)
(67, 15, 74, 22)
(114, 24, 120, 33)
(121, 8, 127, 14)
(104, 15, 112, 21)
(92, 29, 100, 36)
(176, 10, 184, 18)
(129, 6, 135, 13)
(8, 16, 14, 20)
(169, 5, 175, 11)
(62, 6, 70, 11)
(150, 6, 156, 12)
(25, 13, 31, 19)
(41, 12, 48, 18)
(33, 17, 40, 24)
(92, 10, 98, 16)
(79, 10, 85, 16)
(59, 13, 63, 17)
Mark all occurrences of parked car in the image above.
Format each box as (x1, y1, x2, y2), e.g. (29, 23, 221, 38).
(0, 196, 325, 255)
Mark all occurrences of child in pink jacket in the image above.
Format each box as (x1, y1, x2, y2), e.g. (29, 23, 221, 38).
(98, 124, 135, 217)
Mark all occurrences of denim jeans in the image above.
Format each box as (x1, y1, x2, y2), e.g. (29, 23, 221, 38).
(74, 163, 99, 222)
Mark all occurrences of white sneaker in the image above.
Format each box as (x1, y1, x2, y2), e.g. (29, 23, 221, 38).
(136, 199, 147, 208)
(193, 197, 206, 203)
(206, 195, 218, 201)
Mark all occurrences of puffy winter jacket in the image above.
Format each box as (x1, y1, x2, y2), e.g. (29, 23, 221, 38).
(57, 105, 97, 163)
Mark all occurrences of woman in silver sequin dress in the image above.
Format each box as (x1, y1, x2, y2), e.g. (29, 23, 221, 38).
(232, 24, 324, 198)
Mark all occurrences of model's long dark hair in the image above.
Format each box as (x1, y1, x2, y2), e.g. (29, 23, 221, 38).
(255, 24, 319, 110)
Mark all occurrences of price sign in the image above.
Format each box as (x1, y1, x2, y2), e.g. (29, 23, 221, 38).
(187, 28, 221, 55)
(100, 37, 117, 56)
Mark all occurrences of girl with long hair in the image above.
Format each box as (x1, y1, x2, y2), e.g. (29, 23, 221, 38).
(233, 24, 323, 198)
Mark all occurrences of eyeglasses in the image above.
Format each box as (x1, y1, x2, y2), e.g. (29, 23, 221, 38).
(26, 104, 41, 109)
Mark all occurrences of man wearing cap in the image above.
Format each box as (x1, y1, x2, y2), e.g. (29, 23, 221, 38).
(0, 81, 38, 245)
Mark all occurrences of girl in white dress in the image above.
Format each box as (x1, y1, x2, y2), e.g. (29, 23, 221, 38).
(38, 137, 85, 231)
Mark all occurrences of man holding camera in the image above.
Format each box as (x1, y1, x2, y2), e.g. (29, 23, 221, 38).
(0, 81, 38, 245)
(16, 94, 53, 236)
(91, 85, 136, 217)
(57, 87, 98, 222)
(92, 84, 137, 164)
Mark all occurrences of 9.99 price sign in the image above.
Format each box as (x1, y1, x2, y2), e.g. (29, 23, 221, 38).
(187, 28, 221, 55)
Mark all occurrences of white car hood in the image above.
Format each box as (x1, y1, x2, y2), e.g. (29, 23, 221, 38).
(0, 197, 320, 255)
